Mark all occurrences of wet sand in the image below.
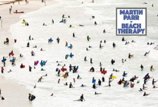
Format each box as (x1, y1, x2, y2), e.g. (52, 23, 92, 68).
(0, 1, 35, 106)
(0, 76, 32, 107)
(0, 0, 54, 106)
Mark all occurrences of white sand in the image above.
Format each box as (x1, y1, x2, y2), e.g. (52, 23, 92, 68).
(1, 0, 158, 107)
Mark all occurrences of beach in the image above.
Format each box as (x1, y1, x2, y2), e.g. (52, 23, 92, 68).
(1, 0, 158, 107)
(0, 0, 55, 107)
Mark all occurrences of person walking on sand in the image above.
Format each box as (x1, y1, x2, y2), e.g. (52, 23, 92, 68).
(140, 64, 144, 71)
(152, 4, 154, 7)
(73, 32, 75, 38)
(1, 67, 4, 73)
(143, 73, 150, 84)
(152, 78, 157, 88)
(0, 16, 2, 28)
(112, 42, 116, 48)
(98, 79, 102, 86)
(69, 82, 73, 88)
(56, 37, 60, 44)
(2, 56, 7, 67)
(29, 65, 32, 72)
(52, 19, 54, 24)
(27, 42, 30, 47)
(87, 35, 91, 41)
(9, 5, 12, 14)
(111, 59, 115, 65)
(90, 58, 93, 64)
(150, 65, 154, 71)
(0, 89, 5, 101)
(103, 29, 106, 33)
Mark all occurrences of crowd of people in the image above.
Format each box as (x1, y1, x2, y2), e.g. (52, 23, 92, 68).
(0, 0, 158, 105)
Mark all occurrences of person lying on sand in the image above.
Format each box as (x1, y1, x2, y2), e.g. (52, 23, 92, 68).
(14, 10, 24, 14)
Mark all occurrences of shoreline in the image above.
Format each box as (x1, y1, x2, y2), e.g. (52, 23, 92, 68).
(0, 0, 55, 106)
(0, 76, 32, 107)
(0, 0, 23, 5)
